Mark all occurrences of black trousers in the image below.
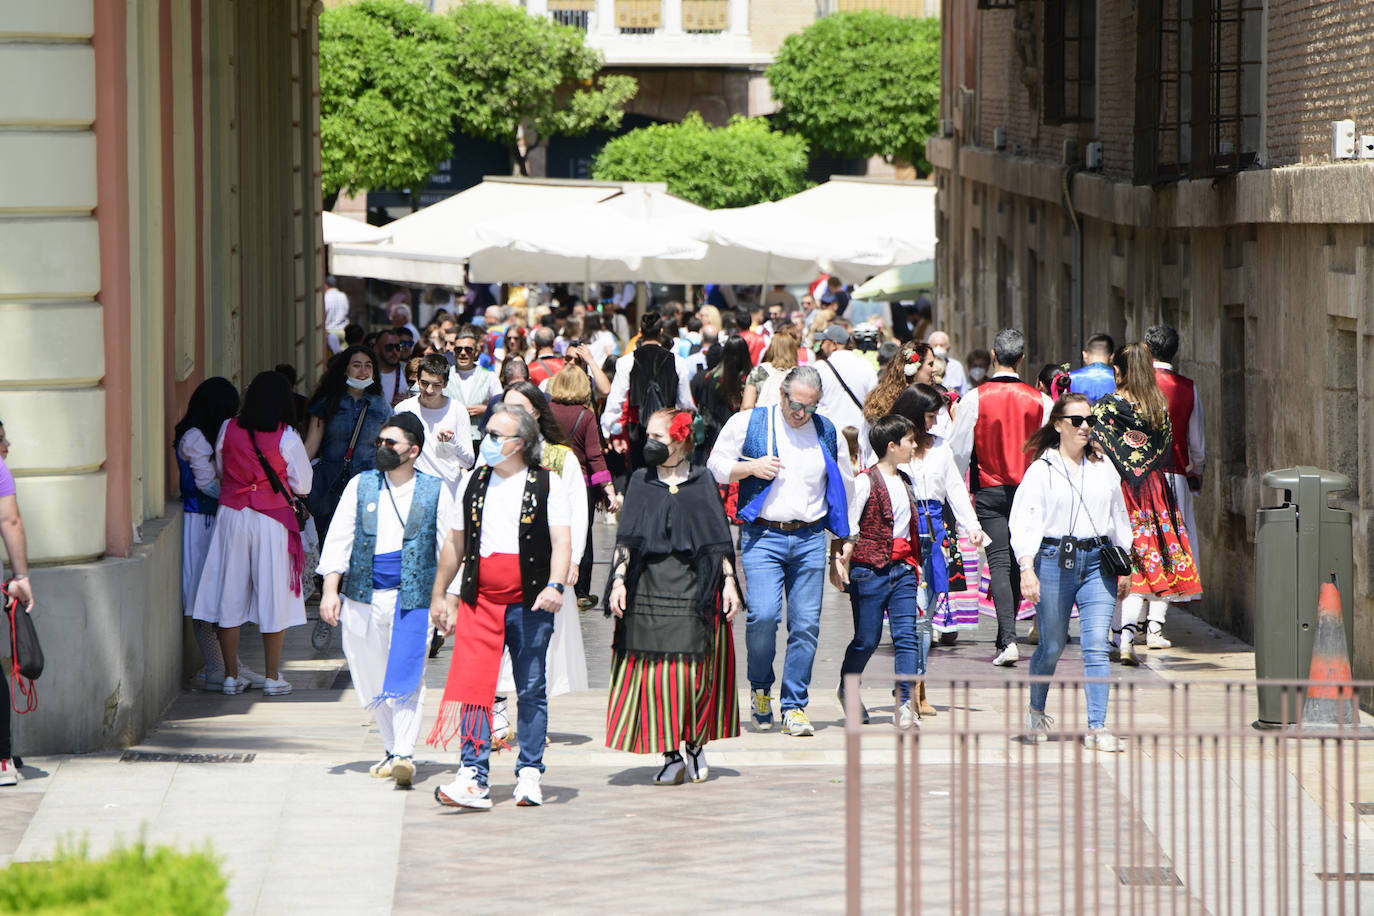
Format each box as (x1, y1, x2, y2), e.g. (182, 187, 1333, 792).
(974, 484, 1022, 651)
(576, 488, 598, 600)
(0, 674, 11, 759)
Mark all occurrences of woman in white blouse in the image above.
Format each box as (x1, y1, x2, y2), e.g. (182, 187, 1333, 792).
(1009, 393, 1132, 751)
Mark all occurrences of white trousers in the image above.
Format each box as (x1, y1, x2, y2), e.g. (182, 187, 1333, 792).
(341, 592, 426, 758)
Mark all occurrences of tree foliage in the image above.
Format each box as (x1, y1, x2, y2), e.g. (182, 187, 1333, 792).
(447, 3, 638, 176)
(592, 114, 811, 209)
(767, 12, 940, 170)
(319, 0, 462, 197)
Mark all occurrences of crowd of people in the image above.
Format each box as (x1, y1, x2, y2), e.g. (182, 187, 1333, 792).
(149, 278, 1207, 809)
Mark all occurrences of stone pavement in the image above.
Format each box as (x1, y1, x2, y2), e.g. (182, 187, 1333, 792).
(0, 523, 1365, 914)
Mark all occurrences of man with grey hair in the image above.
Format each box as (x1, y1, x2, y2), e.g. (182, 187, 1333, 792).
(949, 329, 1052, 667)
(708, 366, 854, 737)
(928, 330, 966, 394)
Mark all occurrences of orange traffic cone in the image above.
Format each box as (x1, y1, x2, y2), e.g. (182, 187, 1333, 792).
(1300, 573, 1359, 728)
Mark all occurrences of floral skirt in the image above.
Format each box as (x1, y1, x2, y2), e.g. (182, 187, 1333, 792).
(1125, 474, 1202, 599)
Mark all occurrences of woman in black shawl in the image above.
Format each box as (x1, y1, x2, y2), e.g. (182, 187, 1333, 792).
(1091, 343, 1201, 663)
(605, 408, 741, 786)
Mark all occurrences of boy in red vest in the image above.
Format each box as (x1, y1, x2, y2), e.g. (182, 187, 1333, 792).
(949, 329, 1053, 667)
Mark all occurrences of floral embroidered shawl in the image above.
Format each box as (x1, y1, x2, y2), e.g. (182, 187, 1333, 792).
(1090, 395, 1172, 491)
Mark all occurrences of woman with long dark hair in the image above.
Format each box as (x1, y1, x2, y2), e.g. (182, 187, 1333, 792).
(691, 336, 751, 464)
(173, 376, 239, 690)
(192, 371, 313, 696)
(303, 345, 391, 535)
(1010, 393, 1132, 749)
(1094, 343, 1202, 660)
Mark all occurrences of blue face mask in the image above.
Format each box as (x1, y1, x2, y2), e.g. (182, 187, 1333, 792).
(481, 434, 510, 467)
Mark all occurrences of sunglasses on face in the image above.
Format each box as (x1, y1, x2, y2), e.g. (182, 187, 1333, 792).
(374, 436, 406, 449)
(397, 340, 413, 348)
(1063, 414, 1098, 428)
(453, 345, 477, 355)
(786, 399, 819, 416)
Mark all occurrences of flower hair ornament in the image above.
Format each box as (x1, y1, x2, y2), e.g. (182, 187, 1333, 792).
(669, 411, 695, 443)
(903, 348, 925, 378)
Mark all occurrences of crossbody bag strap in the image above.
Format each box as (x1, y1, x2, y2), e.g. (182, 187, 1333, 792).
(342, 400, 369, 463)
(249, 429, 292, 500)
(1040, 455, 1104, 539)
(821, 357, 864, 410)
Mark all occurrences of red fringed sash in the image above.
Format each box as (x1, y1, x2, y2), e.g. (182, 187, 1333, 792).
(426, 553, 522, 750)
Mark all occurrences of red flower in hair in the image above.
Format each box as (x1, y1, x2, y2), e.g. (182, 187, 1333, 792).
(669, 412, 694, 442)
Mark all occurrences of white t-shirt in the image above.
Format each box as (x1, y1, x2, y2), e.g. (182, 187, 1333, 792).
(452, 466, 571, 557)
(815, 350, 878, 434)
(394, 396, 474, 486)
(848, 469, 915, 540)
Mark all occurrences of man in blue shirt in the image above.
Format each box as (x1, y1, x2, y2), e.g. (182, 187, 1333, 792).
(1069, 333, 1117, 402)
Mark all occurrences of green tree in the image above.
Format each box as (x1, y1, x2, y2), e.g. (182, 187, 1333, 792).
(767, 12, 940, 172)
(319, 0, 462, 198)
(592, 114, 811, 209)
(448, 2, 637, 176)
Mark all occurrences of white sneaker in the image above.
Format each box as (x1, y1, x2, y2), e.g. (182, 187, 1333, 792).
(1146, 624, 1172, 649)
(221, 676, 247, 696)
(682, 743, 709, 783)
(992, 643, 1020, 667)
(492, 697, 511, 742)
(236, 665, 267, 689)
(434, 767, 492, 809)
(897, 700, 918, 731)
(1024, 708, 1054, 744)
(1084, 728, 1125, 753)
(0, 759, 17, 786)
(390, 756, 415, 788)
(782, 708, 815, 737)
(654, 753, 685, 786)
(514, 766, 543, 806)
(369, 753, 395, 779)
(262, 676, 293, 696)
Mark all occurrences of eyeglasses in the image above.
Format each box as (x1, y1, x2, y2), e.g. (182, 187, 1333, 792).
(374, 436, 405, 448)
(1063, 415, 1099, 428)
(485, 431, 518, 442)
(786, 398, 819, 416)
(453, 345, 477, 355)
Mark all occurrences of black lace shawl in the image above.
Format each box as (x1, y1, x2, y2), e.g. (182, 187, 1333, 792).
(1090, 395, 1173, 492)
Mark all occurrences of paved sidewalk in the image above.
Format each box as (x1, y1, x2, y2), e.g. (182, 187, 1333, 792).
(0, 524, 1329, 914)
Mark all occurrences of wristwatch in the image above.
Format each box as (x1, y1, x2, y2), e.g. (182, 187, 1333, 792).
(546, 582, 566, 594)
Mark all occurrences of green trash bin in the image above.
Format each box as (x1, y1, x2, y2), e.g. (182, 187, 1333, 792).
(1253, 466, 1355, 727)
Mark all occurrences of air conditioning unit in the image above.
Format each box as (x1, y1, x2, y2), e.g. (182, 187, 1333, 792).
(993, 126, 1007, 150)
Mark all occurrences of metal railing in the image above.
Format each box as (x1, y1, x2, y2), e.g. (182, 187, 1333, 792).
(844, 674, 1374, 915)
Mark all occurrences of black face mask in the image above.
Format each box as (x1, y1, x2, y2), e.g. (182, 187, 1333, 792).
(642, 439, 671, 467)
(374, 446, 403, 472)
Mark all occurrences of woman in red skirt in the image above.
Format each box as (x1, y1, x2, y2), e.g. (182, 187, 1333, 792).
(605, 408, 741, 785)
(1092, 343, 1202, 662)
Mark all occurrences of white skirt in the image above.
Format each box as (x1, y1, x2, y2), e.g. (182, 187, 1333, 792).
(181, 511, 217, 615)
(496, 590, 588, 697)
(191, 506, 306, 633)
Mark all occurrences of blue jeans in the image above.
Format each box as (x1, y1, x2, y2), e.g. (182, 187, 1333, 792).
(740, 523, 826, 711)
(1028, 543, 1117, 728)
(460, 603, 554, 785)
(913, 551, 936, 676)
(841, 561, 922, 702)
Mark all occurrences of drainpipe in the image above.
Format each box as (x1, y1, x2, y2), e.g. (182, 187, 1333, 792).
(1061, 164, 1084, 350)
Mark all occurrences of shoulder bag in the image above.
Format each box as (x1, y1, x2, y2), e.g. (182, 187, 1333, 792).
(250, 430, 311, 531)
(3, 587, 41, 713)
(1039, 456, 1133, 577)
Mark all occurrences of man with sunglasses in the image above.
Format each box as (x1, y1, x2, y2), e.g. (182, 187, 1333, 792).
(948, 328, 1053, 667)
(444, 325, 502, 458)
(375, 330, 408, 408)
(317, 413, 451, 788)
(708, 366, 854, 737)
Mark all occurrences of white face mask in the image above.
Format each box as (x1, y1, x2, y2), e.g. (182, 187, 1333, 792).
(345, 375, 373, 390)
(968, 367, 987, 382)
(932, 346, 948, 359)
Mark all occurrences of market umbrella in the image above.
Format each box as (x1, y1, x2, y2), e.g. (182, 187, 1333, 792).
(851, 261, 936, 300)
(321, 211, 391, 245)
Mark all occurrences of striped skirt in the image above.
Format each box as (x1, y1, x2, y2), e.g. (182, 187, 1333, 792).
(605, 616, 740, 755)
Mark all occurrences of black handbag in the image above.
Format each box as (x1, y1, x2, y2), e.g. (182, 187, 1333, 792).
(249, 430, 310, 531)
(1100, 544, 1134, 577)
(4, 587, 42, 714)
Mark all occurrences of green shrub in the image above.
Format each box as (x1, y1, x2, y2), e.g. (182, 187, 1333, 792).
(0, 838, 227, 915)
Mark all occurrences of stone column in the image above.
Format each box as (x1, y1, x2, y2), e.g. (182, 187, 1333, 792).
(728, 0, 748, 34)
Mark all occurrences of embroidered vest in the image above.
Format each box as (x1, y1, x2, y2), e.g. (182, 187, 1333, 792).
(176, 448, 218, 516)
(458, 465, 553, 610)
(736, 406, 849, 537)
(971, 378, 1044, 490)
(343, 471, 442, 608)
(852, 467, 921, 568)
(1155, 368, 1196, 474)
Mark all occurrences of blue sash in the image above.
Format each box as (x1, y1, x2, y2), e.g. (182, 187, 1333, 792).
(914, 499, 950, 597)
(367, 550, 428, 707)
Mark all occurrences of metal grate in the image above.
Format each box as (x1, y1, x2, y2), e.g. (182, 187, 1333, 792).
(121, 751, 256, 764)
(1113, 866, 1183, 887)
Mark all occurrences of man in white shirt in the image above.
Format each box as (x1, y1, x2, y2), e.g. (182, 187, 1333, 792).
(444, 325, 502, 456)
(317, 414, 451, 788)
(928, 330, 966, 394)
(813, 325, 878, 435)
(394, 353, 475, 493)
(708, 366, 854, 739)
(324, 276, 350, 354)
(375, 329, 408, 408)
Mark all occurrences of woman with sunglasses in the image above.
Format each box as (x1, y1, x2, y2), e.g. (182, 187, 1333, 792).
(1009, 393, 1132, 750)
(1093, 343, 1202, 662)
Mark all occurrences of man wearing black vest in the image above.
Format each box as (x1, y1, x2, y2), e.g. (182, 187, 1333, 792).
(428, 404, 572, 810)
(948, 329, 1053, 667)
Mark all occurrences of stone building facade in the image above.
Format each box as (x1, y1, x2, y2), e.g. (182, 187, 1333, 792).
(0, 0, 326, 753)
(932, 0, 1374, 676)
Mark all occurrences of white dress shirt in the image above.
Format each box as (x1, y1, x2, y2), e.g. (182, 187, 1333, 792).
(393, 396, 475, 486)
(598, 346, 695, 437)
(1008, 449, 1132, 565)
(815, 350, 878, 434)
(452, 465, 571, 557)
(903, 444, 980, 533)
(317, 473, 455, 576)
(947, 372, 1054, 477)
(848, 469, 915, 539)
(707, 405, 856, 524)
(323, 287, 349, 331)
(1153, 360, 1206, 474)
(941, 355, 967, 394)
